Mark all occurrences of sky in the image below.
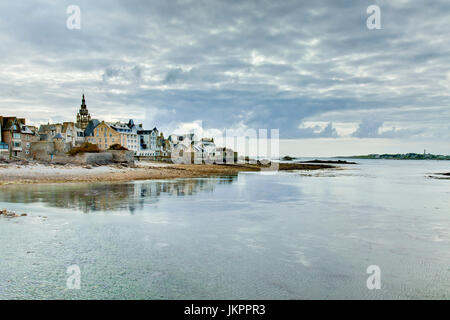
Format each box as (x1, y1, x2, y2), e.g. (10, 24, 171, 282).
(0, 0, 449, 156)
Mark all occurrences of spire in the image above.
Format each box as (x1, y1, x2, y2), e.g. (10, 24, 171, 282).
(81, 93, 86, 109)
(76, 92, 91, 130)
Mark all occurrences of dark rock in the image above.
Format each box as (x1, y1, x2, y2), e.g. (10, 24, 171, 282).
(300, 159, 358, 165)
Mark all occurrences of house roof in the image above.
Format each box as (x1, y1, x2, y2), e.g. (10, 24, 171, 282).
(84, 119, 100, 136)
(137, 127, 158, 134)
(20, 125, 34, 135)
(39, 124, 58, 133)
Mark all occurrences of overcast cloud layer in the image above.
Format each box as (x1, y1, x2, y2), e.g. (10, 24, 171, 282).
(0, 0, 449, 153)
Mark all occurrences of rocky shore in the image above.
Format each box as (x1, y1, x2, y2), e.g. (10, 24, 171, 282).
(299, 159, 358, 165)
(0, 160, 337, 186)
(429, 172, 450, 179)
(1, 209, 27, 218)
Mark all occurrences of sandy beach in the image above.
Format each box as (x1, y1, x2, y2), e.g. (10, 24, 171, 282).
(0, 161, 336, 186)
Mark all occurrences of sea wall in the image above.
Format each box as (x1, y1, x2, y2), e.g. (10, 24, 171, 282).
(51, 152, 114, 165)
(110, 150, 135, 164)
(29, 141, 134, 165)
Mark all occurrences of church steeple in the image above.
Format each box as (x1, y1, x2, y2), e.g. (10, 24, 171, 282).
(76, 93, 91, 130)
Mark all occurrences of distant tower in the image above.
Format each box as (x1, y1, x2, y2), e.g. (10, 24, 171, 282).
(76, 93, 91, 130)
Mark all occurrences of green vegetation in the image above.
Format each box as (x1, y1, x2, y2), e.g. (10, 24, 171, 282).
(68, 142, 100, 156)
(344, 153, 450, 160)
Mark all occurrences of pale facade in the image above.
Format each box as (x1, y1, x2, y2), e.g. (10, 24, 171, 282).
(137, 127, 159, 156)
(85, 121, 121, 150)
(62, 122, 84, 147)
(109, 120, 139, 154)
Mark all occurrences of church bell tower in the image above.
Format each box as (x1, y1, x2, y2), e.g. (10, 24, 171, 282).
(76, 93, 91, 130)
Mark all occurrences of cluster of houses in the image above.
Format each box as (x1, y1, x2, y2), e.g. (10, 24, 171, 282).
(0, 94, 237, 163)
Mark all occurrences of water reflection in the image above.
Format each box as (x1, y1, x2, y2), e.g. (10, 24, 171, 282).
(0, 176, 237, 213)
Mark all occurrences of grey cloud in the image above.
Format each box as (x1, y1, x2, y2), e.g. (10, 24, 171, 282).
(0, 0, 449, 142)
(102, 65, 143, 83)
(352, 120, 422, 139)
(299, 122, 338, 138)
(352, 120, 384, 138)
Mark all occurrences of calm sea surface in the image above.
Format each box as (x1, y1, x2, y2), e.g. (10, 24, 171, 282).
(0, 160, 449, 299)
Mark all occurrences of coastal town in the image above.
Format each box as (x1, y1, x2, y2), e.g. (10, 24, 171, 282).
(0, 94, 235, 165)
(0, 94, 333, 186)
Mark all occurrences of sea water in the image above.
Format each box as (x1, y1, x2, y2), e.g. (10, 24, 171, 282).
(0, 160, 448, 299)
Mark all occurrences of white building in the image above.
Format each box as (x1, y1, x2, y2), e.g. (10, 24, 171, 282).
(62, 122, 84, 147)
(137, 126, 160, 156)
(109, 119, 139, 154)
(168, 134, 218, 163)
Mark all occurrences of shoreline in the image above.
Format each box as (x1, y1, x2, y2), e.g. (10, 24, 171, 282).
(0, 161, 337, 186)
(428, 172, 450, 180)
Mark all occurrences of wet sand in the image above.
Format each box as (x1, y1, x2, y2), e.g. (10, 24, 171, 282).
(0, 161, 336, 186)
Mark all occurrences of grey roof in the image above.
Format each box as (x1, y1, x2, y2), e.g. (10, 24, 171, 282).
(20, 125, 34, 135)
(39, 124, 57, 133)
(137, 127, 158, 134)
(84, 119, 100, 136)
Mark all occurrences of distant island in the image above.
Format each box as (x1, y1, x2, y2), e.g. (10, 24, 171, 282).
(342, 153, 450, 160)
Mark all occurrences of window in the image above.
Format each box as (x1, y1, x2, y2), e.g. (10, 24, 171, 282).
(13, 133, 21, 139)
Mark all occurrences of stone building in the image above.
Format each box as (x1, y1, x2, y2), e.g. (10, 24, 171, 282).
(85, 121, 121, 150)
(0, 116, 39, 158)
(38, 123, 63, 141)
(39, 121, 84, 148)
(0, 116, 10, 158)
